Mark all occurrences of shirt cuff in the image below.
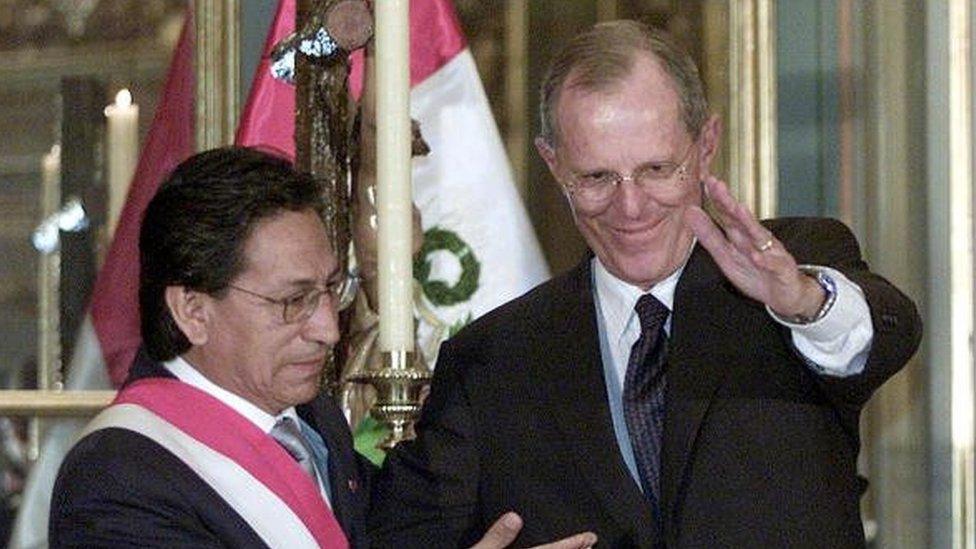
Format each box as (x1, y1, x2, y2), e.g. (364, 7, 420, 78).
(766, 266, 874, 377)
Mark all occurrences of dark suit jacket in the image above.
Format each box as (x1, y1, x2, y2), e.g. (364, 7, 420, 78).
(50, 350, 374, 548)
(369, 218, 922, 548)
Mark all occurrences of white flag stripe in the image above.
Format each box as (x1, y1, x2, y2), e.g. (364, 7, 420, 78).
(411, 49, 549, 357)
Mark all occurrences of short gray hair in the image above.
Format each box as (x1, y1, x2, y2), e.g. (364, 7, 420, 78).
(539, 20, 709, 146)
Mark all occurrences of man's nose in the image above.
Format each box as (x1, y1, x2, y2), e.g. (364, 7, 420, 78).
(302, 296, 340, 345)
(614, 176, 646, 218)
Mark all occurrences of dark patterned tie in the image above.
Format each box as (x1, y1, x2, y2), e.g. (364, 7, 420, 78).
(270, 417, 319, 483)
(623, 294, 670, 526)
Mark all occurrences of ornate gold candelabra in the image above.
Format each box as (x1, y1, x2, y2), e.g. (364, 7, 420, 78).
(346, 347, 430, 449)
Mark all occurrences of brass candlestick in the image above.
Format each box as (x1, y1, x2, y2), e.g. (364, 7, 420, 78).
(346, 348, 431, 449)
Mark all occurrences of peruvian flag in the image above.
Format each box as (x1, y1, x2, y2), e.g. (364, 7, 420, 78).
(237, 0, 548, 360)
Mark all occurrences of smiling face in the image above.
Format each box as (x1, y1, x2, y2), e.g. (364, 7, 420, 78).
(183, 209, 340, 415)
(538, 54, 719, 290)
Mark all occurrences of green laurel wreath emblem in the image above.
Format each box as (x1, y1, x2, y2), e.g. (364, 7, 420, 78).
(413, 227, 480, 306)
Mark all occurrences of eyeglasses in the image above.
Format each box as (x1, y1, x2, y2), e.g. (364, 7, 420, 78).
(562, 141, 697, 207)
(226, 277, 350, 324)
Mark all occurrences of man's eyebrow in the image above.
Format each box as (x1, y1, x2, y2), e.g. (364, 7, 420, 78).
(280, 268, 343, 290)
(637, 158, 678, 169)
(570, 152, 680, 174)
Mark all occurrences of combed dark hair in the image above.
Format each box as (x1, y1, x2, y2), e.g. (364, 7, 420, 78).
(139, 146, 325, 361)
(539, 20, 709, 146)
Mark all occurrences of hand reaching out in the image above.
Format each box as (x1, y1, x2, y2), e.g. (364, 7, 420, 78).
(471, 513, 597, 549)
(682, 176, 825, 319)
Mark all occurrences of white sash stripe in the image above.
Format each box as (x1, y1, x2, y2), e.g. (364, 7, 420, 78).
(81, 404, 320, 548)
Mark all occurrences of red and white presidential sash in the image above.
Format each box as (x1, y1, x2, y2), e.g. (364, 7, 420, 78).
(80, 378, 349, 548)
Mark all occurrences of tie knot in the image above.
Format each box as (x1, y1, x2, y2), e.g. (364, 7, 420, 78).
(271, 418, 311, 462)
(634, 294, 669, 332)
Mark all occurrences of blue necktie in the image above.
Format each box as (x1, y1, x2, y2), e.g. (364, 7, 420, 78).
(623, 294, 670, 530)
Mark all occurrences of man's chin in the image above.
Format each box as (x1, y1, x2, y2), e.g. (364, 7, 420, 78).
(279, 385, 321, 408)
(608, 257, 674, 289)
(604, 238, 693, 286)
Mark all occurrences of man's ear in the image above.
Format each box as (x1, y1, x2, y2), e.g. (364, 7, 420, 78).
(164, 286, 210, 346)
(697, 114, 722, 177)
(535, 136, 558, 173)
(534, 137, 570, 198)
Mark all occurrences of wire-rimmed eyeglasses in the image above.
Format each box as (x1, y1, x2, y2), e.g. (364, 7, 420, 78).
(226, 274, 356, 324)
(562, 141, 697, 206)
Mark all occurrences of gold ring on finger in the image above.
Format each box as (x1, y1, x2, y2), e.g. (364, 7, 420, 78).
(756, 238, 774, 252)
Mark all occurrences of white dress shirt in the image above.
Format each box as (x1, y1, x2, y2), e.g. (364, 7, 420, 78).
(591, 250, 874, 486)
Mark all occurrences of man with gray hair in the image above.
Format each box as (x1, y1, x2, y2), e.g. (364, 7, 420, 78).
(370, 20, 921, 547)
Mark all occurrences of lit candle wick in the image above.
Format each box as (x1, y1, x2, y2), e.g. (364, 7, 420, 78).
(116, 89, 132, 108)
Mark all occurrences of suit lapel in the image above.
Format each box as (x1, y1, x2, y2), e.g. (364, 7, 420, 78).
(537, 259, 657, 546)
(661, 245, 744, 538)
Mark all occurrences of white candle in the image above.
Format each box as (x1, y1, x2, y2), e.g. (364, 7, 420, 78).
(38, 144, 61, 390)
(41, 145, 61, 213)
(375, 0, 413, 352)
(104, 89, 139, 237)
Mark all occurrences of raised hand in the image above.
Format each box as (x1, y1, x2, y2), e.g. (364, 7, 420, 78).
(470, 512, 598, 549)
(682, 176, 825, 319)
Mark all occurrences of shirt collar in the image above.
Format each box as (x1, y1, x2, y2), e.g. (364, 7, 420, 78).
(593, 242, 694, 346)
(163, 355, 300, 434)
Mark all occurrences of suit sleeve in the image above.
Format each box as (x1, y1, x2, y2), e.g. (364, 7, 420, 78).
(774, 218, 922, 408)
(368, 340, 484, 548)
(49, 431, 240, 549)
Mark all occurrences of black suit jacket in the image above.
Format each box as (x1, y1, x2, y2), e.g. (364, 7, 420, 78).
(369, 218, 922, 548)
(50, 350, 374, 548)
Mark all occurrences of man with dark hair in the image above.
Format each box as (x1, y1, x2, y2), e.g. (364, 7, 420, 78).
(370, 21, 922, 547)
(48, 146, 594, 549)
(50, 147, 369, 547)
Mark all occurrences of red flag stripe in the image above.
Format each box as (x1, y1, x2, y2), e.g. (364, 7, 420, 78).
(91, 11, 196, 386)
(348, 0, 467, 99)
(234, 0, 297, 157)
(236, 0, 467, 155)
